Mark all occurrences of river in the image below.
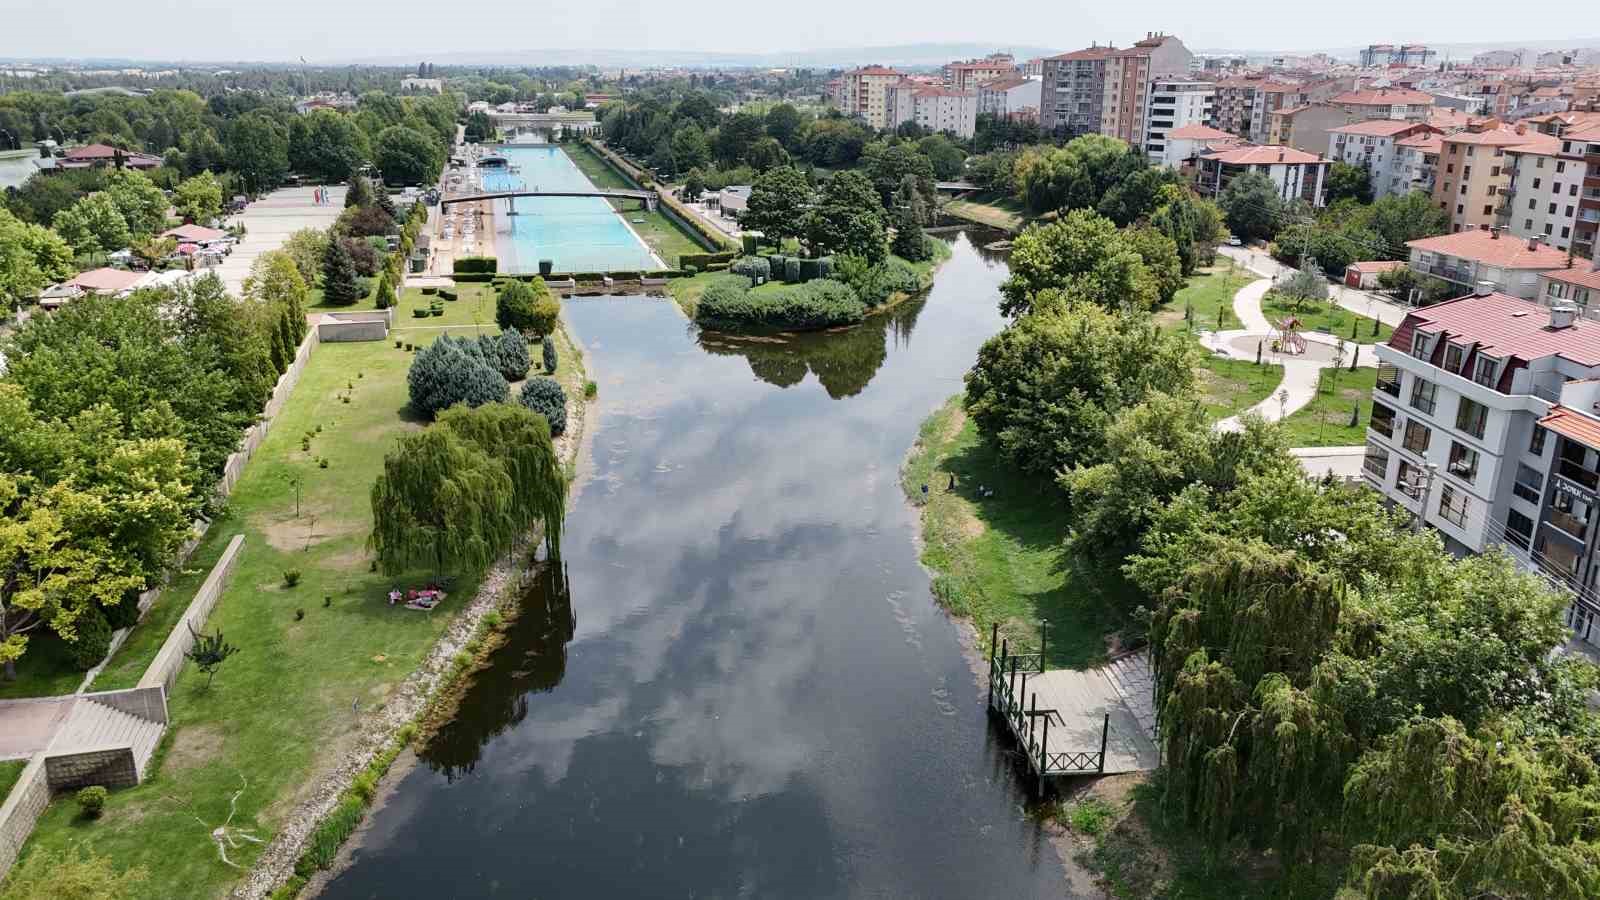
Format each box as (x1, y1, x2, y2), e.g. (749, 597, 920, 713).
(318, 233, 1076, 899)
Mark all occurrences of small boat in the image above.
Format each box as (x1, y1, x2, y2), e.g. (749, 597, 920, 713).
(984, 239, 1014, 251)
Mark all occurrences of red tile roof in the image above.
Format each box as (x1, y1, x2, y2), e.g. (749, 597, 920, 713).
(1329, 119, 1433, 138)
(162, 223, 228, 242)
(1406, 229, 1573, 269)
(1397, 132, 1443, 152)
(1544, 267, 1600, 293)
(1444, 126, 1548, 148)
(1051, 46, 1120, 61)
(978, 76, 1031, 91)
(1200, 145, 1326, 165)
(850, 66, 902, 76)
(1332, 88, 1435, 106)
(1502, 131, 1565, 155)
(1347, 260, 1407, 273)
(1539, 405, 1600, 449)
(1394, 292, 1600, 367)
(68, 267, 145, 293)
(1166, 123, 1236, 140)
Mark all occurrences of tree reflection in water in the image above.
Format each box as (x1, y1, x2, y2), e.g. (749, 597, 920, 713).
(418, 562, 576, 781)
(695, 294, 928, 399)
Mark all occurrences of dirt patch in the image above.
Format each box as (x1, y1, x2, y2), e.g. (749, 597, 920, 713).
(165, 723, 227, 774)
(317, 548, 371, 573)
(255, 504, 366, 553)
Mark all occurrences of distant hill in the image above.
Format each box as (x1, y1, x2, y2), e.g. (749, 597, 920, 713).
(348, 43, 1062, 70)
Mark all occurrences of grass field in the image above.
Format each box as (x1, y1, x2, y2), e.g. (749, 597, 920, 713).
(1155, 263, 1253, 333)
(942, 194, 1026, 232)
(1261, 293, 1394, 344)
(1195, 354, 1284, 421)
(902, 397, 1134, 668)
(1276, 365, 1378, 447)
(0, 759, 24, 808)
(560, 141, 707, 268)
(16, 284, 581, 898)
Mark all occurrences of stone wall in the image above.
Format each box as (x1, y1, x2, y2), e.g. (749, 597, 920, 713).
(138, 534, 246, 695)
(43, 748, 138, 791)
(88, 687, 167, 725)
(317, 317, 389, 342)
(0, 757, 49, 878)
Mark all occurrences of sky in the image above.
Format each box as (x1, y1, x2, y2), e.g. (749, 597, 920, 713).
(2, 0, 1597, 63)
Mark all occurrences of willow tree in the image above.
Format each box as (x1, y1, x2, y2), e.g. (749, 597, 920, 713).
(435, 403, 566, 559)
(368, 428, 518, 577)
(1151, 539, 1350, 867)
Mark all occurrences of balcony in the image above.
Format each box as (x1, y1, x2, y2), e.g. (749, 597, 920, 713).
(1548, 508, 1590, 541)
(1428, 262, 1475, 284)
(1558, 459, 1600, 491)
(1377, 365, 1402, 398)
(1582, 209, 1600, 224)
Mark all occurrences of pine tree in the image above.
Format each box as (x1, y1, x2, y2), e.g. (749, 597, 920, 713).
(373, 270, 396, 310)
(322, 238, 362, 305)
(542, 336, 557, 374)
(891, 203, 930, 261)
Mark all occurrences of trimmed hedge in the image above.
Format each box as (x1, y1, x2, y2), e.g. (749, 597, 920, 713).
(453, 256, 498, 275)
(694, 277, 867, 331)
(452, 273, 497, 283)
(680, 250, 738, 270)
(730, 256, 771, 280)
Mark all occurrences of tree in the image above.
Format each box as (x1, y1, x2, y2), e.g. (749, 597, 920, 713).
(1326, 160, 1374, 205)
(373, 269, 396, 310)
(743, 165, 813, 246)
(103, 169, 169, 238)
(0, 846, 149, 900)
(1122, 225, 1185, 305)
(542, 335, 558, 374)
(917, 134, 967, 181)
(682, 169, 705, 202)
(999, 210, 1158, 317)
(374, 125, 440, 186)
(434, 403, 566, 557)
(806, 170, 886, 263)
(183, 623, 238, 689)
(519, 377, 568, 436)
(406, 335, 510, 419)
(1150, 185, 1225, 276)
(288, 108, 370, 184)
(1367, 190, 1451, 259)
(713, 112, 764, 166)
(53, 192, 131, 257)
(669, 123, 711, 173)
(344, 175, 375, 210)
(862, 141, 935, 208)
(173, 171, 224, 223)
(1218, 170, 1284, 242)
(280, 228, 329, 287)
(1096, 165, 1179, 227)
(226, 112, 290, 195)
(648, 135, 676, 178)
(495, 279, 538, 332)
(964, 296, 1197, 476)
(1014, 134, 1137, 214)
(765, 103, 805, 151)
(320, 234, 362, 305)
(368, 427, 517, 576)
(746, 137, 790, 173)
(0, 208, 73, 310)
(242, 251, 310, 365)
(891, 202, 930, 261)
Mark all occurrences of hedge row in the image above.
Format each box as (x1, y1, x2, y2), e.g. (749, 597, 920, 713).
(453, 256, 498, 274)
(694, 275, 867, 331)
(680, 251, 738, 270)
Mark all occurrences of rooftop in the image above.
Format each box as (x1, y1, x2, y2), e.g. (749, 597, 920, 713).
(1347, 260, 1407, 273)
(1199, 144, 1325, 165)
(1165, 123, 1237, 140)
(1394, 291, 1600, 368)
(1396, 132, 1444, 153)
(1407, 229, 1573, 269)
(162, 223, 229, 242)
(1543, 266, 1600, 293)
(978, 76, 1033, 91)
(1331, 87, 1435, 106)
(67, 267, 146, 294)
(1050, 46, 1121, 61)
(1444, 126, 1551, 148)
(1329, 119, 1434, 138)
(1538, 405, 1600, 451)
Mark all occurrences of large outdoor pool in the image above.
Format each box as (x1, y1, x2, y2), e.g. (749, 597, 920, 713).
(480, 144, 661, 274)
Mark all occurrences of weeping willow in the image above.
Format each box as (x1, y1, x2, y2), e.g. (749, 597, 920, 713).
(370, 403, 567, 577)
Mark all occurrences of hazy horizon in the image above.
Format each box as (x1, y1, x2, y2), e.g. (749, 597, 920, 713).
(3, 0, 1599, 66)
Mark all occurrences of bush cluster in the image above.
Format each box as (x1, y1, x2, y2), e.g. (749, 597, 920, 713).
(452, 256, 497, 274)
(519, 377, 569, 436)
(407, 335, 511, 419)
(480, 330, 530, 381)
(694, 276, 867, 330)
(730, 256, 771, 281)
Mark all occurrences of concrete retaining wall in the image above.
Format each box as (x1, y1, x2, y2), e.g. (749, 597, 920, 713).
(138, 534, 246, 695)
(88, 687, 168, 725)
(0, 757, 49, 878)
(318, 318, 389, 342)
(44, 748, 137, 791)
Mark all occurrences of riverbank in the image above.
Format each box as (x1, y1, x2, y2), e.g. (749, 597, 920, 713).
(942, 194, 1027, 233)
(559, 141, 716, 268)
(10, 288, 589, 900)
(900, 396, 1131, 667)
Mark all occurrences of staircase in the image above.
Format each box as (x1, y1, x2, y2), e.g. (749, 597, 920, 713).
(1099, 650, 1158, 743)
(44, 691, 167, 789)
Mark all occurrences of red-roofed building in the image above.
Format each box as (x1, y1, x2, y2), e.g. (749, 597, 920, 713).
(1193, 143, 1330, 206)
(1158, 122, 1237, 168)
(1038, 33, 1192, 139)
(1395, 130, 1445, 195)
(57, 143, 162, 171)
(976, 75, 1041, 122)
(1326, 120, 1440, 198)
(1329, 87, 1435, 121)
(943, 54, 1016, 93)
(1432, 124, 1557, 234)
(1406, 227, 1573, 298)
(1344, 259, 1406, 289)
(1500, 129, 1584, 253)
(1538, 262, 1600, 311)
(67, 267, 147, 296)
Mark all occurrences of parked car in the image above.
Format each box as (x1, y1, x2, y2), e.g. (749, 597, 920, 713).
(1227, 235, 1243, 247)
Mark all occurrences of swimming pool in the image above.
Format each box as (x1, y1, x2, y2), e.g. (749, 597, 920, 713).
(480, 144, 662, 274)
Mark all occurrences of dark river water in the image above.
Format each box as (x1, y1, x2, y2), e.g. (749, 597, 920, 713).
(319, 233, 1074, 899)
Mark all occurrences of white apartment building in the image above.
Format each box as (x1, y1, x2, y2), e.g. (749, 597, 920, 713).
(1406, 229, 1573, 300)
(911, 87, 978, 139)
(1326, 120, 1440, 198)
(1538, 264, 1600, 315)
(1144, 80, 1215, 164)
(977, 76, 1042, 120)
(1193, 144, 1330, 207)
(1395, 131, 1443, 196)
(1156, 123, 1237, 169)
(1502, 132, 1581, 252)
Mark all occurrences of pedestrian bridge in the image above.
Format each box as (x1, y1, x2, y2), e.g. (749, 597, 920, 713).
(441, 189, 658, 213)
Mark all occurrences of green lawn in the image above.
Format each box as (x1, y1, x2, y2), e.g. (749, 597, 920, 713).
(560, 141, 707, 268)
(1261, 293, 1394, 344)
(1156, 263, 1254, 333)
(17, 284, 582, 898)
(0, 632, 87, 700)
(903, 397, 1135, 668)
(1276, 365, 1378, 447)
(1196, 354, 1284, 421)
(0, 759, 25, 808)
(942, 194, 1026, 232)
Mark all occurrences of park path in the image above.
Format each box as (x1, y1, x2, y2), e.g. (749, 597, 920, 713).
(1219, 245, 1409, 328)
(215, 185, 350, 295)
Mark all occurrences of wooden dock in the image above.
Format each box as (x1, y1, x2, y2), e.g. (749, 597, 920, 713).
(986, 624, 1159, 794)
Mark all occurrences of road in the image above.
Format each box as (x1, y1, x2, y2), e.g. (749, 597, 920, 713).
(214, 185, 349, 295)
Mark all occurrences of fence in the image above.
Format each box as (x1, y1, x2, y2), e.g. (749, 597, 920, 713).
(985, 624, 1108, 796)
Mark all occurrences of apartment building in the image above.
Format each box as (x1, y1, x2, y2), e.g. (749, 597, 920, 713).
(945, 54, 1016, 92)
(1039, 33, 1191, 140)
(1144, 80, 1215, 164)
(839, 66, 905, 129)
(1406, 228, 1573, 299)
(1193, 144, 1330, 207)
(1248, 83, 1309, 143)
(1559, 122, 1600, 260)
(1501, 132, 1580, 251)
(1395, 131, 1444, 195)
(1359, 44, 1434, 67)
(1039, 46, 1117, 136)
(1538, 263, 1600, 313)
(1432, 125, 1551, 234)
(1211, 79, 1257, 138)
(1156, 122, 1237, 168)
(911, 87, 978, 139)
(977, 76, 1042, 120)
(1327, 120, 1440, 198)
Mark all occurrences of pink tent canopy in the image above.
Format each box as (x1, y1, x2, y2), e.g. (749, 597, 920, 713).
(175, 243, 200, 255)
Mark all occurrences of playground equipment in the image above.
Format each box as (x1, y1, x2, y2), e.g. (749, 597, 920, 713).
(1270, 315, 1307, 356)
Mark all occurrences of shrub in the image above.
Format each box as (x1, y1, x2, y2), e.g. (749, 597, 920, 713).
(679, 250, 738, 270)
(452, 256, 497, 274)
(481, 330, 530, 381)
(683, 264, 698, 275)
(439, 289, 457, 301)
(542, 336, 558, 374)
(730, 256, 771, 280)
(69, 608, 113, 671)
(694, 276, 866, 330)
(412, 307, 429, 318)
(283, 569, 301, 587)
(407, 335, 510, 419)
(519, 377, 568, 435)
(584, 380, 597, 398)
(76, 786, 108, 819)
(784, 257, 801, 284)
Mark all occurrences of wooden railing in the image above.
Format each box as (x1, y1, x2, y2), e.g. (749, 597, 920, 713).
(985, 623, 1107, 794)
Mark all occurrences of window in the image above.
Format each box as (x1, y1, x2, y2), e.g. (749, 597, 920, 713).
(1531, 425, 1548, 455)
(1472, 355, 1497, 387)
(1397, 459, 1417, 492)
(1550, 489, 1594, 539)
(1448, 441, 1480, 482)
(1534, 178, 1542, 189)
(1555, 182, 1563, 194)
(1484, 205, 1494, 216)
(1444, 343, 1465, 374)
(1526, 218, 1535, 230)
(1403, 419, 1432, 453)
(1438, 484, 1469, 527)
(1410, 378, 1438, 415)
(1464, 165, 1472, 177)
(1571, 184, 1580, 197)
(1557, 160, 1566, 173)
(1456, 397, 1488, 437)
(1514, 463, 1544, 504)
(1567, 206, 1575, 217)
(1371, 402, 1398, 437)
(1363, 443, 1390, 479)
(1411, 330, 1431, 359)
(1551, 203, 1559, 215)
(1530, 199, 1538, 210)
(1491, 166, 1500, 177)
(1457, 204, 1465, 215)
(1506, 509, 1533, 548)
(1564, 226, 1573, 240)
